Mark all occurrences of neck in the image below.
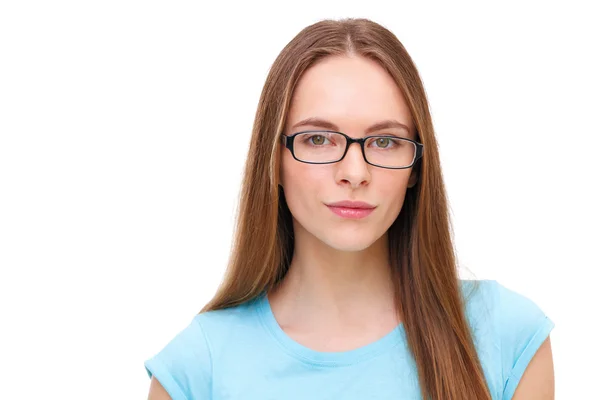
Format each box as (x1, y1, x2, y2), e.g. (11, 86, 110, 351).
(269, 224, 398, 331)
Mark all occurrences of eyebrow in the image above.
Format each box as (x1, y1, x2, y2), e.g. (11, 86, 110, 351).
(290, 117, 411, 135)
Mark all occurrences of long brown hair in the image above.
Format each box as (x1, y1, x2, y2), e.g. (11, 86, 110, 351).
(201, 18, 491, 400)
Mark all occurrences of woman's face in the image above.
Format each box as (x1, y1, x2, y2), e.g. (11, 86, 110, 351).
(280, 55, 419, 252)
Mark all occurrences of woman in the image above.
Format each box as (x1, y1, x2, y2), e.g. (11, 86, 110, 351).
(145, 18, 555, 400)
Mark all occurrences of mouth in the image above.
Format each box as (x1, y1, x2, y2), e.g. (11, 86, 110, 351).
(325, 201, 376, 219)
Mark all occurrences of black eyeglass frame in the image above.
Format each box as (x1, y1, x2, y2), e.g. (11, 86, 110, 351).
(281, 130, 424, 170)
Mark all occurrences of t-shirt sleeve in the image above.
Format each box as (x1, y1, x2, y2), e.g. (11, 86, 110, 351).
(493, 280, 555, 400)
(144, 315, 213, 400)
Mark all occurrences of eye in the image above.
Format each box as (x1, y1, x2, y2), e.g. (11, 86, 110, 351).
(369, 136, 401, 149)
(302, 133, 336, 146)
(374, 137, 392, 148)
(310, 135, 327, 145)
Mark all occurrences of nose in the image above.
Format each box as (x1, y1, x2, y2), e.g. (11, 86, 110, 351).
(335, 142, 371, 189)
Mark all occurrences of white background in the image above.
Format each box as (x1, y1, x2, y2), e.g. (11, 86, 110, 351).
(1, 1, 598, 398)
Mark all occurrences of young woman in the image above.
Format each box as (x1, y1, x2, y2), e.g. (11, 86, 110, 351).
(145, 18, 555, 400)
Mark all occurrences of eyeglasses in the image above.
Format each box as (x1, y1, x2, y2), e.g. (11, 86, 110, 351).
(281, 130, 424, 169)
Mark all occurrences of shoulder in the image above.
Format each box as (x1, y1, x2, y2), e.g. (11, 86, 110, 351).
(459, 278, 553, 328)
(144, 296, 263, 400)
(460, 279, 555, 399)
(195, 298, 264, 357)
(464, 280, 554, 350)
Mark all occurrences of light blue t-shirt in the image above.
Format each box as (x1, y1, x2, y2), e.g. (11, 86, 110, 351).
(144, 279, 554, 399)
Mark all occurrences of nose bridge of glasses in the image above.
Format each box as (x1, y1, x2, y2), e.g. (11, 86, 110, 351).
(341, 136, 368, 163)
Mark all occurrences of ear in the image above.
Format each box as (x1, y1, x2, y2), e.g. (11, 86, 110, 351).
(278, 143, 286, 189)
(278, 159, 284, 189)
(407, 169, 418, 188)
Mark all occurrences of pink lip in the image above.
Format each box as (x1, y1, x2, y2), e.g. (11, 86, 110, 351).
(326, 200, 376, 219)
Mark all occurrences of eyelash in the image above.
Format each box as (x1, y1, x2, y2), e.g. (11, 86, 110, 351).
(303, 133, 403, 149)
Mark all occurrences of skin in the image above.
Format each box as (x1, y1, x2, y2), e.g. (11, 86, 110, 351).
(513, 337, 555, 399)
(270, 54, 418, 351)
(147, 54, 554, 399)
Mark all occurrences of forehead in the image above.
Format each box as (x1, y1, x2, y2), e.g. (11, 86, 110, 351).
(287, 55, 414, 134)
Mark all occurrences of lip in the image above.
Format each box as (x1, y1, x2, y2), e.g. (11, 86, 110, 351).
(326, 200, 376, 209)
(326, 200, 376, 219)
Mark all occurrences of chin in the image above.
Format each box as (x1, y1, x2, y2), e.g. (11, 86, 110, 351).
(319, 232, 380, 252)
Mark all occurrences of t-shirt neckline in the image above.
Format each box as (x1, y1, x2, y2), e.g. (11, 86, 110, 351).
(255, 291, 406, 367)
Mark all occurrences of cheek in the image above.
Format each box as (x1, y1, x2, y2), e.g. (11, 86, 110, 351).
(288, 173, 326, 198)
(281, 149, 330, 189)
(378, 173, 411, 209)
(281, 155, 323, 209)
